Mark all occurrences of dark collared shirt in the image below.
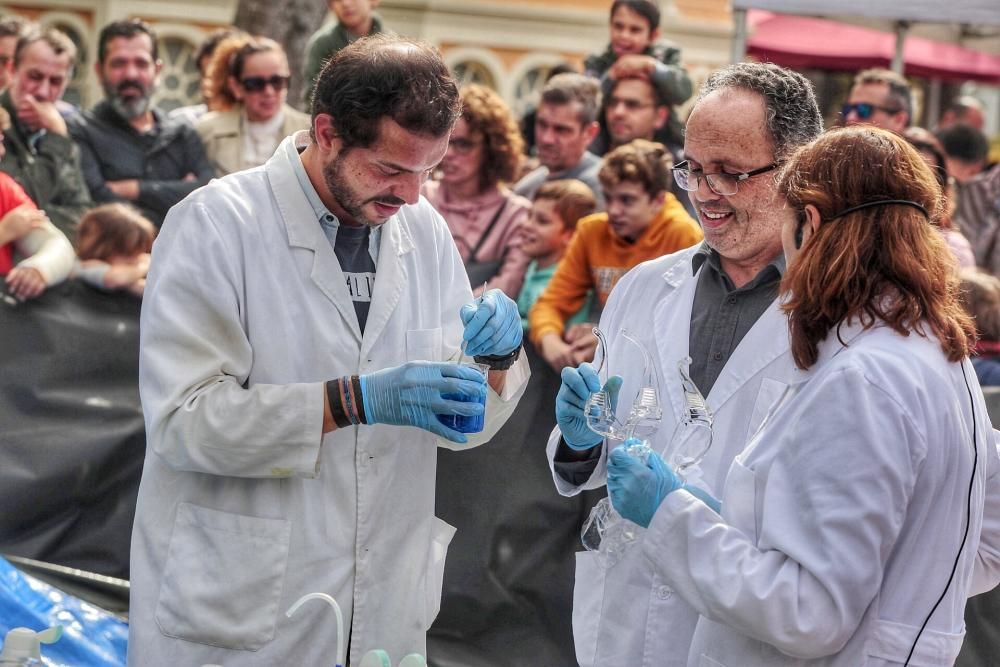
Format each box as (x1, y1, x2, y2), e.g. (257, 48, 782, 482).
(688, 242, 785, 396)
(553, 243, 784, 482)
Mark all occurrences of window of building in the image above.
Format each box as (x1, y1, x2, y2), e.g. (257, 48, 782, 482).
(152, 36, 200, 112)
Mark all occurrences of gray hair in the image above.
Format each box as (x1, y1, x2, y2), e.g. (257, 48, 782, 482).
(541, 72, 602, 126)
(698, 62, 822, 160)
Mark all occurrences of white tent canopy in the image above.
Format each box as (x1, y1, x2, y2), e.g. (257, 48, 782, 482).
(731, 0, 1000, 25)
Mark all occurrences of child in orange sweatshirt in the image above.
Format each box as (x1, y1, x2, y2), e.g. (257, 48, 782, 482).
(529, 139, 702, 371)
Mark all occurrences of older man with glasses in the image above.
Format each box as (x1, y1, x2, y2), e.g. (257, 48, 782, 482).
(842, 67, 911, 133)
(547, 61, 823, 667)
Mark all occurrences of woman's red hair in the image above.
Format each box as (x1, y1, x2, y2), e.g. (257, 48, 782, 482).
(778, 126, 975, 369)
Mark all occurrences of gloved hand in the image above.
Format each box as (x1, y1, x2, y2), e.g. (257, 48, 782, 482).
(556, 362, 623, 450)
(360, 361, 487, 443)
(460, 288, 522, 357)
(607, 446, 682, 528)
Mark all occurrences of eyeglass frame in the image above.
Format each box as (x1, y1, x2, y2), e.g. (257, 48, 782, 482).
(239, 74, 291, 93)
(672, 160, 778, 197)
(841, 102, 902, 120)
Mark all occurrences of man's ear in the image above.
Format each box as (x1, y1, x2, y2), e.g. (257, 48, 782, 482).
(653, 105, 668, 130)
(583, 120, 600, 143)
(652, 189, 666, 208)
(312, 113, 341, 153)
(650, 27, 661, 43)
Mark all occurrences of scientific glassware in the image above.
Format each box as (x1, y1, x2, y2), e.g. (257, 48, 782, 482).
(583, 327, 622, 438)
(580, 328, 666, 567)
(668, 356, 714, 482)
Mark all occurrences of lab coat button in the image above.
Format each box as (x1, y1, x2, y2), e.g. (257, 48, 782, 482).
(656, 585, 673, 600)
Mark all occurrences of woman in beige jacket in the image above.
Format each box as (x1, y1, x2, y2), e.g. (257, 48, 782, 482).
(196, 36, 310, 176)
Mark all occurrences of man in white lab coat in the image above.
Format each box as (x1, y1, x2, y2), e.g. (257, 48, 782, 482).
(547, 63, 822, 666)
(128, 35, 528, 666)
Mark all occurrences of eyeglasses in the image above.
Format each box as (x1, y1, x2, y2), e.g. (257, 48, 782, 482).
(240, 75, 290, 93)
(672, 161, 777, 197)
(448, 137, 483, 155)
(841, 102, 901, 120)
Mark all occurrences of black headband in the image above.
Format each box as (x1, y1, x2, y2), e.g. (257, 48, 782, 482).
(829, 199, 929, 221)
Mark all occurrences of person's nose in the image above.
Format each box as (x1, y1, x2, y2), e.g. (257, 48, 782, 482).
(536, 126, 556, 146)
(693, 174, 720, 203)
(35, 79, 53, 102)
(395, 173, 423, 206)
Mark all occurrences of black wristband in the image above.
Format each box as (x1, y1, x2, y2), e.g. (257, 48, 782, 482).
(474, 344, 522, 371)
(350, 375, 367, 424)
(326, 380, 353, 429)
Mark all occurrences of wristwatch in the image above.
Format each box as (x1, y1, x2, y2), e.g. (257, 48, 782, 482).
(474, 345, 521, 371)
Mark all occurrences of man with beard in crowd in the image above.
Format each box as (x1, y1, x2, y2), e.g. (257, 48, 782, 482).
(69, 19, 213, 227)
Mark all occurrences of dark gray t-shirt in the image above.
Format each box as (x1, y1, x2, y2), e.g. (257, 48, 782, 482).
(334, 223, 376, 333)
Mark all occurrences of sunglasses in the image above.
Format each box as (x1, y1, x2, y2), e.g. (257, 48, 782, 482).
(240, 75, 290, 93)
(841, 102, 901, 120)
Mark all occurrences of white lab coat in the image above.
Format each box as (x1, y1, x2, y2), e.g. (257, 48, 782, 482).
(547, 246, 802, 667)
(128, 136, 529, 666)
(644, 322, 1000, 666)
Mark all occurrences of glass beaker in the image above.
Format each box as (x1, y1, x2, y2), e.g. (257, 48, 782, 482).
(436, 362, 489, 433)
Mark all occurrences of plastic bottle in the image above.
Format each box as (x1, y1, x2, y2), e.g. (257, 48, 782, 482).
(0, 626, 62, 666)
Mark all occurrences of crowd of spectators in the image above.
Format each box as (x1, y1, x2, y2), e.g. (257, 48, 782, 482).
(2, 0, 1000, 661)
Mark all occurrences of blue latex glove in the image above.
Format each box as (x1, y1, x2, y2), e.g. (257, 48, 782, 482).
(556, 362, 623, 450)
(607, 446, 682, 528)
(360, 361, 487, 443)
(460, 288, 522, 357)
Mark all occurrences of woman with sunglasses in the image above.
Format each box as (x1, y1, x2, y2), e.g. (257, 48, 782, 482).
(196, 36, 310, 177)
(422, 84, 532, 298)
(605, 126, 1000, 665)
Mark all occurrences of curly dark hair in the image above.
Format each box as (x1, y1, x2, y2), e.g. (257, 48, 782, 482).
(460, 84, 524, 190)
(311, 34, 460, 150)
(700, 62, 822, 161)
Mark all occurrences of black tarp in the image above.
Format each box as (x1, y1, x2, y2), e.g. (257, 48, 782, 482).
(429, 342, 605, 667)
(0, 280, 144, 581)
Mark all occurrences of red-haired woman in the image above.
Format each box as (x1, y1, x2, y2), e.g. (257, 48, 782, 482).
(606, 126, 1000, 665)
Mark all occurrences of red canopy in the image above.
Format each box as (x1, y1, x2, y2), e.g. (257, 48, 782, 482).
(747, 10, 1000, 84)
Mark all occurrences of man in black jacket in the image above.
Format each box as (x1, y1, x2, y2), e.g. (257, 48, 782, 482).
(1, 26, 91, 240)
(69, 19, 213, 227)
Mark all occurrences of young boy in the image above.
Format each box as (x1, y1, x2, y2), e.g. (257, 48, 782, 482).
(516, 179, 598, 332)
(584, 0, 691, 146)
(528, 139, 702, 371)
(303, 0, 384, 105)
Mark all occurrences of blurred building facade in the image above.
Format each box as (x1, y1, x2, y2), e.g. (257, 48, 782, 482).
(0, 0, 733, 117)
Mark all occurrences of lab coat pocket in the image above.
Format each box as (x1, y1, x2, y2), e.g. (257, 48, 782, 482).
(863, 619, 964, 666)
(745, 377, 788, 443)
(572, 550, 604, 667)
(406, 328, 443, 362)
(697, 655, 728, 667)
(423, 516, 457, 629)
(155, 502, 291, 650)
(724, 459, 758, 545)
